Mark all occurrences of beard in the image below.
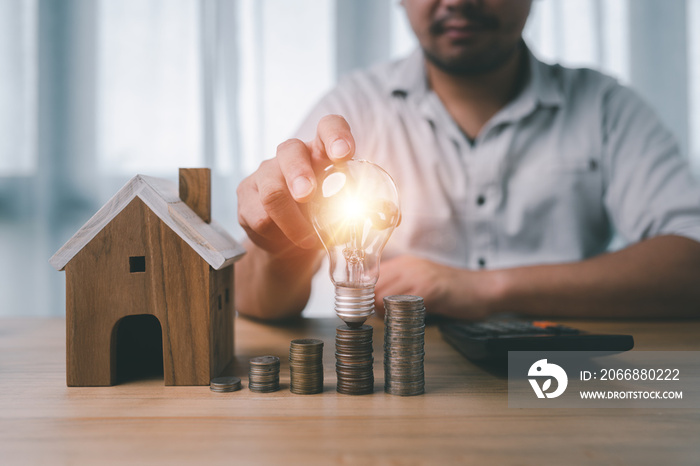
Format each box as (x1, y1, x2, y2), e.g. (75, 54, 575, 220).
(421, 3, 524, 76)
(422, 40, 523, 76)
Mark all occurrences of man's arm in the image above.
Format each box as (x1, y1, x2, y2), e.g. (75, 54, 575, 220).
(375, 235, 700, 319)
(493, 235, 700, 318)
(234, 240, 322, 320)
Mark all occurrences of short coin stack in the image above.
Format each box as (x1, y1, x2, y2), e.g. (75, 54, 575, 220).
(248, 355, 280, 393)
(384, 295, 426, 396)
(289, 339, 325, 394)
(335, 324, 374, 395)
(209, 376, 242, 393)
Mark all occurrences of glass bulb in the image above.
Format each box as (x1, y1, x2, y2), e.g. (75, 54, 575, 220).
(309, 159, 401, 327)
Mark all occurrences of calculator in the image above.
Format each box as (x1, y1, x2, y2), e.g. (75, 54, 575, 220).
(439, 319, 634, 363)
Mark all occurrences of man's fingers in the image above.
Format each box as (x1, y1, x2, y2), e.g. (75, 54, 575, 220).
(276, 138, 317, 203)
(256, 162, 318, 249)
(236, 114, 357, 256)
(238, 185, 294, 253)
(374, 259, 408, 309)
(314, 115, 355, 164)
(375, 281, 409, 315)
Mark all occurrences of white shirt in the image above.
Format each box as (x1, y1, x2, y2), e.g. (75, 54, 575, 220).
(295, 47, 700, 271)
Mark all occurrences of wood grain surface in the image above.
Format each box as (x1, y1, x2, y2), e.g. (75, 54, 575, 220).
(1, 316, 698, 465)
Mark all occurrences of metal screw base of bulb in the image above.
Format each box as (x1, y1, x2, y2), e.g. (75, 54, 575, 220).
(334, 285, 375, 328)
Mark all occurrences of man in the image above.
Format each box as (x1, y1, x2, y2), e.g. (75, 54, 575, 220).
(235, 0, 700, 321)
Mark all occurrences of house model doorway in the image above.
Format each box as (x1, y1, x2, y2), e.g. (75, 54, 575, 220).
(114, 315, 164, 384)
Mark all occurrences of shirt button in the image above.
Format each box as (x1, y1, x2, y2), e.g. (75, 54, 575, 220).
(478, 258, 486, 268)
(476, 195, 486, 206)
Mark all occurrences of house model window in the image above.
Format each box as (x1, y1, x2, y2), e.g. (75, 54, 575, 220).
(129, 256, 146, 273)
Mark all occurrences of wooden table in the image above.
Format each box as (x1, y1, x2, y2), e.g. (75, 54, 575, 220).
(1, 316, 698, 465)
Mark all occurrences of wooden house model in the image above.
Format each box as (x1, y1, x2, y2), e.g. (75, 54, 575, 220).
(50, 168, 245, 386)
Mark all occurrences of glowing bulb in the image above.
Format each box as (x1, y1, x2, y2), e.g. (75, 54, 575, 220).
(309, 159, 401, 327)
(342, 197, 365, 219)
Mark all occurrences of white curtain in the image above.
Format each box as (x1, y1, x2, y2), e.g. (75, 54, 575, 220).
(0, 0, 698, 316)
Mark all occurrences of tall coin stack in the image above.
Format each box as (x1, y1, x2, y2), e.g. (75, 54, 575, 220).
(289, 339, 324, 394)
(248, 355, 280, 393)
(335, 324, 374, 395)
(383, 295, 426, 396)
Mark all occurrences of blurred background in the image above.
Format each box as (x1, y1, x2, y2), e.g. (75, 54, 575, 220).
(1, 0, 699, 317)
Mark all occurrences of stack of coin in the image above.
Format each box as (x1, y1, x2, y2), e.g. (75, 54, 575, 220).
(289, 339, 324, 395)
(248, 355, 280, 393)
(335, 324, 374, 395)
(384, 295, 426, 396)
(210, 376, 242, 393)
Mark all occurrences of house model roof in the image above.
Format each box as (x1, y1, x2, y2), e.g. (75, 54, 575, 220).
(49, 174, 246, 271)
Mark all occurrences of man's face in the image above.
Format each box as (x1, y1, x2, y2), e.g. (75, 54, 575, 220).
(402, 0, 532, 75)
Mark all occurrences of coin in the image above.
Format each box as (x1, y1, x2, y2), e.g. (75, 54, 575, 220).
(250, 355, 280, 365)
(290, 338, 325, 348)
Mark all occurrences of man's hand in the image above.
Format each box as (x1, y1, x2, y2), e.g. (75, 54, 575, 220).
(236, 115, 356, 258)
(235, 115, 356, 320)
(374, 256, 495, 321)
(373, 237, 700, 322)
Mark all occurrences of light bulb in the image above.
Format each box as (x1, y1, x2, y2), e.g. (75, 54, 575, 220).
(309, 159, 401, 327)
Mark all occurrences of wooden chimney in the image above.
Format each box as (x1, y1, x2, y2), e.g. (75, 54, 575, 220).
(179, 168, 211, 223)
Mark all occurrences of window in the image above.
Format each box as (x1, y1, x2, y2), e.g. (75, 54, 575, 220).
(97, 0, 203, 175)
(0, 0, 37, 176)
(238, 0, 335, 176)
(3, 0, 700, 319)
(690, 0, 700, 174)
(129, 256, 146, 273)
(524, 0, 630, 82)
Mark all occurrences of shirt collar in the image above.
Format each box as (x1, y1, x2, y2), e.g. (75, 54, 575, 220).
(388, 48, 429, 100)
(526, 47, 563, 108)
(388, 44, 564, 111)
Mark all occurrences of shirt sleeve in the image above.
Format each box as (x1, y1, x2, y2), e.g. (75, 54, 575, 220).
(602, 84, 700, 244)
